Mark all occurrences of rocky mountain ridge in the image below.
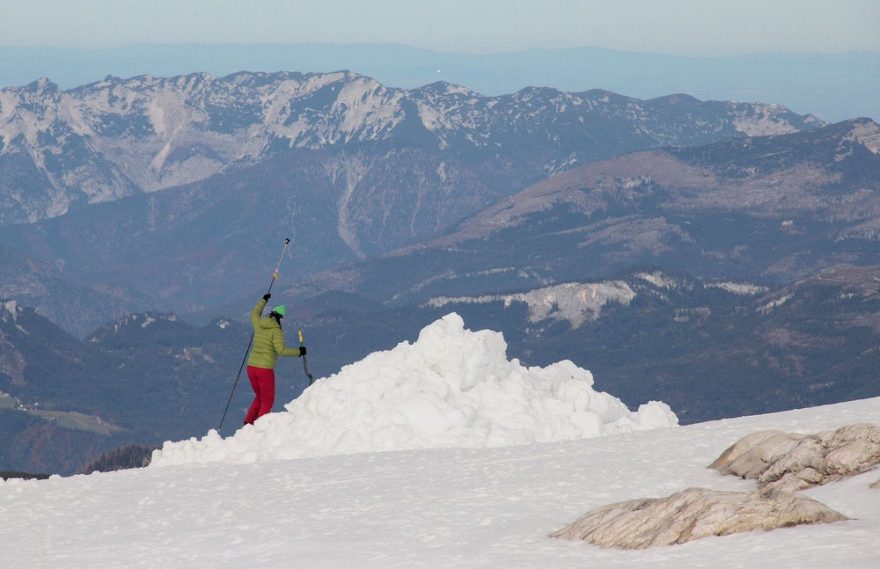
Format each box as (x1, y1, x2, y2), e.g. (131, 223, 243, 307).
(293, 118, 880, 305)
(0, 73, 829, 334)
(0, 71, 822, 226)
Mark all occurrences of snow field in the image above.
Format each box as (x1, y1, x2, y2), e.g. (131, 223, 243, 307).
(151, 313, 677, 466)
(2, 398, 878, 569)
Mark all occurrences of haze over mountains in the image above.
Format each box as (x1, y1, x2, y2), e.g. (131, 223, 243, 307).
(1, 68, 879, 474)
(1, 44, 877, 122)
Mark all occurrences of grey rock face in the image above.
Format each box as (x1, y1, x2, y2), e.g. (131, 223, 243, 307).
(551, 487, 847, 549)
(710, 424, 880, 492)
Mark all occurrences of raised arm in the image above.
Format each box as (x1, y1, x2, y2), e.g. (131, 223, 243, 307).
(251, 297, 268, 328)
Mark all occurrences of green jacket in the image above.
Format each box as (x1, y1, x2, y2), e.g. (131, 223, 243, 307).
(247, 298, 300, 369)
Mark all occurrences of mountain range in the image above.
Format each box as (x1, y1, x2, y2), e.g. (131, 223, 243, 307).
(0, 71, 820, 227)
(0, 71, 822, 335)
(289, 117, 880, 304)
(1, 71, 878, 474)
(1, 44, 877, 122)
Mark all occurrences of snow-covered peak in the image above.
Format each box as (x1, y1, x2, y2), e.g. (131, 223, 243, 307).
(151, 313, 677, 466)
(0, 72, 825, 158)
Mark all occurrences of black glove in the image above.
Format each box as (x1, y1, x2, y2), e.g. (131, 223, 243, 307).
(299, 346, 307, 357)
(262, 293, 271, 301)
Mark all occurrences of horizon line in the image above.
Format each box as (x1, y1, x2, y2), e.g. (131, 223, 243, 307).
(2, 42, 879, 59)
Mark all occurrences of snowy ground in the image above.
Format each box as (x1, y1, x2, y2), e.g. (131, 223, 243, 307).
(1, 315, 877, 567)
(1, 397, 878, 568)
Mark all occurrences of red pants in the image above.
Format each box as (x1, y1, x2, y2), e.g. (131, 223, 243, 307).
(244, 366, 276, 425)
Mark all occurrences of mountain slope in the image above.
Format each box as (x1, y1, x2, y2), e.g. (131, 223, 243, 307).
(1, 395, 877, 568)
(0, 74, 824, 331)
(0, 71, 821, 227)
(0, 241, 152, 336)
(298, 118, 880, 303)
(302, 267, 880, 424)
(0, 300, 134, 473)
(0, 302, 253, 473)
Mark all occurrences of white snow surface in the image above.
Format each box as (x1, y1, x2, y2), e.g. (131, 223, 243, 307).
(425, 282, 636, 329)
(2, 397, 878, 568)
(731, 104, 804, 136)
(759, 293, 794, 314)
(2, 299, 18, 317)
(707, 281, 769, 295)
(635, 271, 678, 289)
(151, 313, 676, 467)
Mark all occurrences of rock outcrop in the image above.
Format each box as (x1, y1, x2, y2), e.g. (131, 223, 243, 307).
(709, 424, 880, 492)
(551, 487, 847, 549)
(553, 423, 879, 550)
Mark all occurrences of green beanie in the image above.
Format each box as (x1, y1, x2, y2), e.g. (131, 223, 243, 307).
(271, 305, 286, 317)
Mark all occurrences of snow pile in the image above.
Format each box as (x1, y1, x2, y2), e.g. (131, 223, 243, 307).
(151, 313, 677, 466)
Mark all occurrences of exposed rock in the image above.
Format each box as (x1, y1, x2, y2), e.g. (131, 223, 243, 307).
(710, 424, 880, 492)
(871, 478, 880, 490)
(551, 487, 847, 549)
(552, 424, 875, 549)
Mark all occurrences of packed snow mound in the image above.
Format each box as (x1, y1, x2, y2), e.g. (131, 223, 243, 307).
(151, 313, 677, 467)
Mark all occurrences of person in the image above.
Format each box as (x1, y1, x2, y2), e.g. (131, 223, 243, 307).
(243, 293, 306, 425)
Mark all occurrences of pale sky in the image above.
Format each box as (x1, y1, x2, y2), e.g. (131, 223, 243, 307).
(1, 0, 878, 55)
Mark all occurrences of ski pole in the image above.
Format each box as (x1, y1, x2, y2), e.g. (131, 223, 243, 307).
(218, 238, 291, 431)
(298, 328, 315, 385)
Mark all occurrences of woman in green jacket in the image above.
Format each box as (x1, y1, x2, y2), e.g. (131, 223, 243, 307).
(244, 293, 306, 425)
